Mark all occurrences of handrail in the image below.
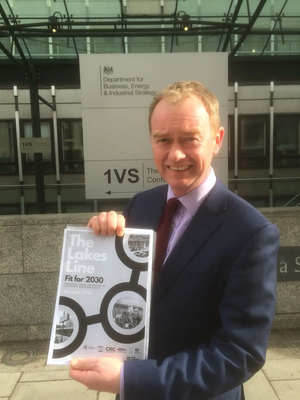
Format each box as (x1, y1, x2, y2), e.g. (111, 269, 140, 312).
(228, 177, 300, 183)
(0, 183, 85, 189)
(1, 176, 300, 189)
(283, 192, 300, 207)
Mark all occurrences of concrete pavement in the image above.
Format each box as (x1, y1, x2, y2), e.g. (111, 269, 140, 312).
(1, 329, 300, 400)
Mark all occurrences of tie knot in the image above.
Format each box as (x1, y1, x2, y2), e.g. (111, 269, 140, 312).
(165, 197, 180, 214)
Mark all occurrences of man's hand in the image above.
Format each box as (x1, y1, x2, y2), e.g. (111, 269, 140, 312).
(69, 357, 123, 393)
(87, 211, 125, 236)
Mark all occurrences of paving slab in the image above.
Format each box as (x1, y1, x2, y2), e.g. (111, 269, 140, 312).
(271, 380, 300, 400)
(263, 359, 300, 380)
(20, 370, 71, 382)
(243, 370, 278, 400)
(9, 380, 97, 400)
(0, 372, 21, 398)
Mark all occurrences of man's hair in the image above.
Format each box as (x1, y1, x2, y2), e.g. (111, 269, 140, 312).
(148, 81, 221, 135)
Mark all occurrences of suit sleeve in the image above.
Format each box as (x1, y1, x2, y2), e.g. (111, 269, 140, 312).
(123, 222, 279, 400)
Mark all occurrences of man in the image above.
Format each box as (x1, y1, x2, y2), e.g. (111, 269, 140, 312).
(69, 81, 280, 399)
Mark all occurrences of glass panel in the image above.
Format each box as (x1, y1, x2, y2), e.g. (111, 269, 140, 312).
(0, 37, 12, 58)
(61, 120, 84, 172)
(201, 36, 220, 52)
(273, 179, 300, 207)
(127, 36, 161, 53)
(52, 38, 79, 57)
(125, 0, 161, 14)
(241, 117, 266, 157)
(60, 0, 87, 16)
(164, 0, 179, 14)
(74, 37, 88, 54)
(0, 121, 16, 173)
(275, 116, 300, 167)
(17, 38, 49, 58)
(200, 0, 236, 16)
(89, 0, 121, 17)
(239, 116, 268, 168)
(275, 34, 300, 55)
(238, 34, 270, 55)
(91, 37, 123, 54)
(165, 35, 197, 52)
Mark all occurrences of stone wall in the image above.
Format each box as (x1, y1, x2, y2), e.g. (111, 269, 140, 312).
(263, 209, 300, 330)
(0, 209, 299, 342)
(0, 214, 91, 342)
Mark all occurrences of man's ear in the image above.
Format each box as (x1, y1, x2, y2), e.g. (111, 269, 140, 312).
(213, 127, 224, 155)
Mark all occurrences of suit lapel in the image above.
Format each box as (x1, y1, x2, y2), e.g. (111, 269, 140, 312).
(153, 180, 228, 302)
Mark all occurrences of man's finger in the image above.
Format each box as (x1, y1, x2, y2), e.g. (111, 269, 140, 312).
(98, 212, 108, 236)
(116, 214, 126, 237)
(70, 358, 98, 370)
(107, 211, 118, 235)
(87, 216, 101, 235)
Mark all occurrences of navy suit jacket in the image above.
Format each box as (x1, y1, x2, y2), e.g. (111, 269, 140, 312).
(122, 179, 279, 400)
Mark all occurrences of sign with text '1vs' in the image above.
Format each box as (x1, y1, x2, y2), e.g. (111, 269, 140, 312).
(85, 160, 166, 199)
(79, 53, 228, 199)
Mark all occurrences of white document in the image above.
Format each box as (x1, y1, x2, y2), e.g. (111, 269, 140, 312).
(47, 226, 155, 365)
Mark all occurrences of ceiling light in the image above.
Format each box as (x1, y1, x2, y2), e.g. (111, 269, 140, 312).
(48, 13, 63, 33)
(177, 11, 192, 32)
(182, 14, 191, 31)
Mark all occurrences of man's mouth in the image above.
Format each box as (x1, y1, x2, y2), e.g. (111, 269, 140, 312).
(168, 166, 190, 171)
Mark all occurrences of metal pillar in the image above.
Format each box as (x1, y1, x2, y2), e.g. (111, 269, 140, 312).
(28, 64, 46, 214)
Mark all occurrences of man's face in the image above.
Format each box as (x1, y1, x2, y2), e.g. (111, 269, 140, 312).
(150, 95, 224, 197)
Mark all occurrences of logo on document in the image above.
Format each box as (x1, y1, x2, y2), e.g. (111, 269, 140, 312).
(103, 66, 114, 75)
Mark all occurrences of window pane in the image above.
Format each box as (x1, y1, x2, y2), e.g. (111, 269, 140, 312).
(275, 117, 299, 155)
(240, 117, 266, 157)
(275, 116, 300, 167)
(239, 116, 268, 168)
(165, 36, 198, 53)
(61, 120, 84, 172)
(201, 36, 220, 52)
(227, 116, 234, 170)
(19, 38, 49, 58)
(0, 37, 11, 59)
(52, 38, 85, 57)
(0, 121, 16, 173)
(91, 37, 123, 54)
(0, 122, 15, 161)
(127, 36, 161, 53)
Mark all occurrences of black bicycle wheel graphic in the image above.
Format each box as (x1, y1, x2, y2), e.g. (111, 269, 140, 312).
(52, 296, 88, 359)
(100, 283, 146, 344)
(115, 234, 149, 272)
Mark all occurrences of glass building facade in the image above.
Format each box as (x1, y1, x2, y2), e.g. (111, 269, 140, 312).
(0, 0, 299, 214)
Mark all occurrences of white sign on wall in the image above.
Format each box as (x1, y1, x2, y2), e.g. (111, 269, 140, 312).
(79, 53, 228, 199)
(19, 137, 51, 154)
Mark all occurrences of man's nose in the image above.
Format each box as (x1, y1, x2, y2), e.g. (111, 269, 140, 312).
(168, 143, 185, 161)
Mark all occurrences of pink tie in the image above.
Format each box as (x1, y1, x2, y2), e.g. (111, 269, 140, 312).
(154, 198, 179, 279)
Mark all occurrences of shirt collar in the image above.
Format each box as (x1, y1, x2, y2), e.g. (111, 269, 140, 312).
(167, 168, 216, 216)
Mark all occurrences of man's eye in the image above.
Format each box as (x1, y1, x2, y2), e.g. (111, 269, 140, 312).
(158, 138, 169, 143)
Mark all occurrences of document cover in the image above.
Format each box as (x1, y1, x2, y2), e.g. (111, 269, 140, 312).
(47, 226, 155, 364)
